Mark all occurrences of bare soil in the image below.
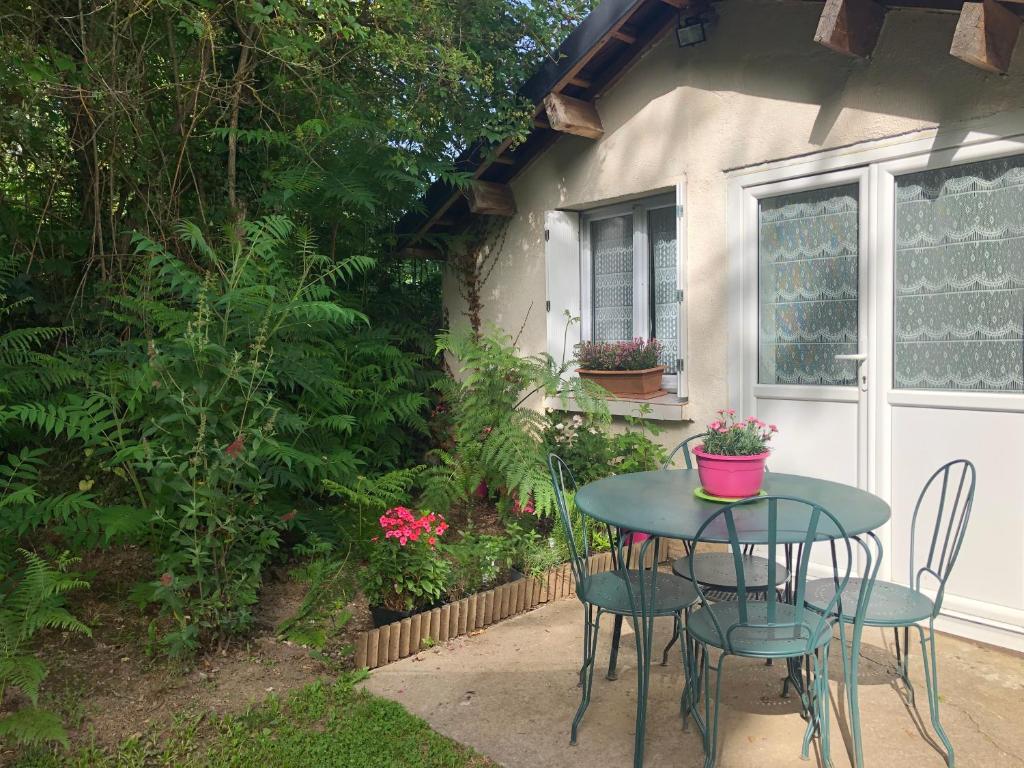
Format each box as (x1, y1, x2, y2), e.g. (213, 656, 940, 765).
(0, 545, 368, 761)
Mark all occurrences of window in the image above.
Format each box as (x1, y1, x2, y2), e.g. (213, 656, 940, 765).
(894, 154, 1024, 392)
(580, 193, 681, 390)
(757, 184, 860, 386)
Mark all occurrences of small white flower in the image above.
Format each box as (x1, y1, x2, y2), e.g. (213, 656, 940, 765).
(555, 423, 564, 430)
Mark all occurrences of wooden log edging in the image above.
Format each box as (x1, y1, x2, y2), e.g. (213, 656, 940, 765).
(355, 552, 613, 670)
(353, 544, 685, 671)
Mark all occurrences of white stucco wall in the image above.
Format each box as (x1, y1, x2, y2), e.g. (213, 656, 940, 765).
(442, 0, 1024, 449)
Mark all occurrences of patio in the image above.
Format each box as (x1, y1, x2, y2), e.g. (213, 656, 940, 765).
(362, 596, 1024, 768)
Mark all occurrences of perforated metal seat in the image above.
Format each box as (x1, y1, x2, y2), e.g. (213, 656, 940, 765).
(579, 569, 698, 617)
(672, 551, 790, 594)
(805, 577, 934, 626)
(687, 601, 833, 658)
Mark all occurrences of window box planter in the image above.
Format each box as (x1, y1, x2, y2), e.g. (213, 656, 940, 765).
(578, 366, 666, 399)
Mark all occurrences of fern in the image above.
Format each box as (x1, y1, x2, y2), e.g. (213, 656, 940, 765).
(0, 550, 89, 747)
(428, 327, 608, 517)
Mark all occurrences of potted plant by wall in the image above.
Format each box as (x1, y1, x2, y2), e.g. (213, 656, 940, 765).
(575, 338, 666, 398)
(693, 410, 778, 499)
(362, 506, 451, 627)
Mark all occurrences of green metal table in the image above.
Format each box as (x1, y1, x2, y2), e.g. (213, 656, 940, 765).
(573, 468, 891, 768)
(575, 469, 890, 544)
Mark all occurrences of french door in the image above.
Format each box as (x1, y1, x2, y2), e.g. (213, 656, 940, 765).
(738, 168, 871, 573)
(734, 136, 1024, 649)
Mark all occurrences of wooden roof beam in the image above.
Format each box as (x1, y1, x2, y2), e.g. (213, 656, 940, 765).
(814, 0, 886, 57)
(951, 0, 1021, 73)
(542, 93, 605, 140)
(612, 27, 638, 44)
(465, 181, 516, 216)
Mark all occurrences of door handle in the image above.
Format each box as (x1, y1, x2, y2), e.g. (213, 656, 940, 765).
(834, 353, 868, 391)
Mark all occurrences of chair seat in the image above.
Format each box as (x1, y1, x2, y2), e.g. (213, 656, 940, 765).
(687, 601, 833, 658)
(672, 552, 790, 592)
(804, 577, 935, 627)
(578, 570, 698, 616)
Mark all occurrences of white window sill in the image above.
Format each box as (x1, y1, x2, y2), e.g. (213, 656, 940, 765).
(545, 393, 690, 422)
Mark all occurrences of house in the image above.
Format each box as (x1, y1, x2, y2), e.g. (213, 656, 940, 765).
(401, 0, 1024, 652)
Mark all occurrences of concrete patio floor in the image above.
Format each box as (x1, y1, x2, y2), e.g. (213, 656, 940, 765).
(362, 598, 1024, 767)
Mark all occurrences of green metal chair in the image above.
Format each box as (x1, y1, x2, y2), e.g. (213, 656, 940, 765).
(805, 459, 976, 768)
(548, 454, 699, 766)
(687, 495, 876, 768)
(660, 433, 790, 665)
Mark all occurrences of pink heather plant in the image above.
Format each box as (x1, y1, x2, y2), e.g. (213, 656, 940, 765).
(576, 338, 664, 371)
(363, 506, 452, 611)
(700, 410, 778, 456)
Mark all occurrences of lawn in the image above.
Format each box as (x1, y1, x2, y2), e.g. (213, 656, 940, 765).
(13, 674, 493, 768)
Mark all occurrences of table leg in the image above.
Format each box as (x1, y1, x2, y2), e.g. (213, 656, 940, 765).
(607, 614, 623, 680)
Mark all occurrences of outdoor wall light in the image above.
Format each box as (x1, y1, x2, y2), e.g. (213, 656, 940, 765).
(675, 8, 715, 48)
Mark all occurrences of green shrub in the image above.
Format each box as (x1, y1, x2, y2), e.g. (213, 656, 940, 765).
(541, 410, 667, 484)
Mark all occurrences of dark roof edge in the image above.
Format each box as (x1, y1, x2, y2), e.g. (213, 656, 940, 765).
(396, 0, 648, 244)
(520, 0, 645, 103)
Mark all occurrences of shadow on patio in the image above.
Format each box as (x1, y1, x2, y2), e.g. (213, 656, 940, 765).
(362, 598, 1024, 767)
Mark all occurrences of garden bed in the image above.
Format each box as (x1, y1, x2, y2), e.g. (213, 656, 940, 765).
(354, 542, 684, 670)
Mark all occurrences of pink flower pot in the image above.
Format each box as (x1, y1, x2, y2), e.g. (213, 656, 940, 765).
(693, 446, 769, 499)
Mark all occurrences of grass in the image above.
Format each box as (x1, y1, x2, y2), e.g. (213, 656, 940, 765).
(13, 673, 493, 768)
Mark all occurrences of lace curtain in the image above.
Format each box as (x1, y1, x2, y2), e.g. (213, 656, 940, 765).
(591, 215, 634, 344)
(895, 155, 1024, 391)
(649, 206, 678, 374)
(758, 184, 859, 386)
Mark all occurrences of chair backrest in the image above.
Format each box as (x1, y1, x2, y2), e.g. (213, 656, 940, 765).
(548, 453, 593, 588)
(909, 459, 976, 615)
(689, 495, 862, 653)
(663, 432, 708, 470)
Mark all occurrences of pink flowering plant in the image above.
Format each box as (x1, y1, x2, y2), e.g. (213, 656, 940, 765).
(362, 506, 452, 612)
(700, 410, 778, 456)
(576, 338, 664, 371)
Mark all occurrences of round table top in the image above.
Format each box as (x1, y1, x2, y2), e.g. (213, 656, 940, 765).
(574, 469, 890, 544)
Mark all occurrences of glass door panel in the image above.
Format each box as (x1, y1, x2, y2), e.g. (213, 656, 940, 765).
(894, 154, 1024, 392)
(757, 184, 860, 386)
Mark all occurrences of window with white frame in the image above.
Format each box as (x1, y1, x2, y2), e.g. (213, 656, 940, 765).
(545, 189, 686, 396)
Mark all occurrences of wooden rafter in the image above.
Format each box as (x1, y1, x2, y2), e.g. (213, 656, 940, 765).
(951, 0, 1022, 73)
(814, 0, 886, 57)
(465, 181, 516, 217)
(542, 93, 605, 139)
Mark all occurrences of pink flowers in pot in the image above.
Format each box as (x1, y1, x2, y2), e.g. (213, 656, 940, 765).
(701, 410, 778, 457)
(693, 411, 779, 498)
(576, 338, 664, 371)
(364, 506, 453, 613)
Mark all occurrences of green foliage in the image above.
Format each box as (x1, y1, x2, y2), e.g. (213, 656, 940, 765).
(277, 554, 354, 650)
(427, 326, 608, 517)
(0, 550, 90, 747)
(541, 411, 667, 485)
(701, 410, 777, 456)
(12, 674, 493, 767)
(111, 217, 432, 654)
(447, 532, 517, 597)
